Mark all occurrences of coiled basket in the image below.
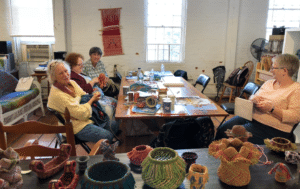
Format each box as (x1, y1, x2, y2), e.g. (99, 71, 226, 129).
(141, 147, 186, 189)
(81, 161, 135, 189)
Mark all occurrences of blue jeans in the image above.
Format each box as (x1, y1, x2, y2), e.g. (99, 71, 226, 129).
(75, 120, 119, 143)
(215, 116, 292, 144)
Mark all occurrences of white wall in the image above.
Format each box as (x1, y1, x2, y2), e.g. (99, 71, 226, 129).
(0, 0, 268, 97)
(52, 0, 268, 96)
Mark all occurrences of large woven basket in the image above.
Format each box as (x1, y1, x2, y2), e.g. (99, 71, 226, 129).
(141, 147, 186, 189)
(81, 161, 135, 189)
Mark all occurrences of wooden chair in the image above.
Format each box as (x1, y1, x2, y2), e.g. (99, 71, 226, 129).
(219, 61, 254, 103)
(193, 74, 211, 93)
(48, 107, 91, 154)
(0, 108, 77, 156)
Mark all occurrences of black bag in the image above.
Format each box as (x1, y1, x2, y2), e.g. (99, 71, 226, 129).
(150, 117, 215, 149)
(225, 66, 249, 87)
(102, 79, 119, 98)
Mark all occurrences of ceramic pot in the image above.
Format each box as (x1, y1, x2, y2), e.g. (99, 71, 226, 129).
(76, 156, 90, 172)
(181, 152, 198, 173)
(127, 145, 153, 166)
(81, 161, 135, 189)
(141, 147, 186, 189)
(208, 138, 261, 187)
(187, 164, 209, 189)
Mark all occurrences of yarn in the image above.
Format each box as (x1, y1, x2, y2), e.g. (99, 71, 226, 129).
(141, 147, 186, 189)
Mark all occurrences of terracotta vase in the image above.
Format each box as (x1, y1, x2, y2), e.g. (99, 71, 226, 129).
(141, 147, 186, 189)
(187, 164, 209, 189)
(208, 138, 261, 187)
(127, 145, 153, 166)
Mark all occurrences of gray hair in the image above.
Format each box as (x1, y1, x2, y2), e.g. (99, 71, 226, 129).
(272, 54, 300, 77)
(47, 60, 71, 84)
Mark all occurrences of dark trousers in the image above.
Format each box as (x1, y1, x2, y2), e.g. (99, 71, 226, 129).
(215, 116, 292, 144)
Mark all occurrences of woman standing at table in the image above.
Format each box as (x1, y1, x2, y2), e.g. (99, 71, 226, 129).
(215, 54, 300, 144)
(65, 52, 117, 121)
(47, 60, 119, 143)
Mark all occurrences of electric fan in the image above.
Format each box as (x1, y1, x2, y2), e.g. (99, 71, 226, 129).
(250, 38, 269, 62)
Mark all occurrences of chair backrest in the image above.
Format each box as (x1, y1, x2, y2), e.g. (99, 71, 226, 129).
(194, 74, 211, 93)
(290, 122, 299, 143)
(242, 61, 254, 88)
(174, 70, 188, 80)
(0, 108, 76, 156)
(239, 82, 260, 98)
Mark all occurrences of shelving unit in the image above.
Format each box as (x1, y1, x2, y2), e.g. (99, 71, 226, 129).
(254, 62, 273, 85)
(282, 28, 300, 82)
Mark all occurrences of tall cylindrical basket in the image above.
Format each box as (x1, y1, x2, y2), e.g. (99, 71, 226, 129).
(141, 147, 186, 189)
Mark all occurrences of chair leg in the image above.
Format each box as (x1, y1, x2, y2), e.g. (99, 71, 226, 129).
(80, 142, 91, 154)
(229, 88, 234, 103)
(218, 86, 227, 103)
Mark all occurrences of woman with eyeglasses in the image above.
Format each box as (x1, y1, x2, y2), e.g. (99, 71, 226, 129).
(215, 54, 300, 144)
(65, 52, 117, 121)
(47, 60, 119, 143)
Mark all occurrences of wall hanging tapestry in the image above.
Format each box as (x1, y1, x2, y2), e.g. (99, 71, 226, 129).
(99, 8, 123, 56)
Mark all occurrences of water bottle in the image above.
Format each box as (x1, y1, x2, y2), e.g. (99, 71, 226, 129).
(150, 68, 154, 82)
(161, 64, 165, 76)
(138, 68, 143, 83)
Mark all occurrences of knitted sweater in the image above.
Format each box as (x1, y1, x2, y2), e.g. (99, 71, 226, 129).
(47, 80, 93, 134)
(252, 79, 300, 133)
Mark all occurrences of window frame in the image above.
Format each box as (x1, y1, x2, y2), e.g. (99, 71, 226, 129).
(266, 0, 300, 39)
(145, 0, 187, 63)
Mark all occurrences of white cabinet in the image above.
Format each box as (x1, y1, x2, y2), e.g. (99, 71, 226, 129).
(282, 28, 300, 82)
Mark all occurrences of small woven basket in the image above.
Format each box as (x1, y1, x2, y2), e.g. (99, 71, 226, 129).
(127, 145, 153, 166)
(141, 147, 186, 189)
(81, 161, 135, 189)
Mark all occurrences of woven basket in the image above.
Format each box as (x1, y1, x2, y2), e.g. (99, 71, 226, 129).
(127, 145, 153, 166)
(208, 138, 261, 187)
(187, 164, 209, 189)
(141, 147, 186, 189)
(0, 147, 23, 188)
(81, 161, 135, 189)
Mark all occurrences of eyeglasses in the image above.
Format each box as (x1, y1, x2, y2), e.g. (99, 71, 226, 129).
(76, 63, 83, 67)
(270, 66, 285, 70)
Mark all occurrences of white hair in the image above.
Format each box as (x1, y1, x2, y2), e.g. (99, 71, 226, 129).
(47, 60, 71, 84)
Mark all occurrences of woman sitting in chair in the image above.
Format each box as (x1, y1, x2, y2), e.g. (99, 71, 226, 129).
(47, 60, 119, 143)
(215, 54, 300, 144)
(65, 52, 117, 121)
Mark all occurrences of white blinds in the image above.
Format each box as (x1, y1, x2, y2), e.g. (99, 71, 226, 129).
(10, 0, 54, 36)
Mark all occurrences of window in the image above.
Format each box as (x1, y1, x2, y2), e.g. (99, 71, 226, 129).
(146, 0, 187, 62)
(10, 0, 55, 61)
(266, 0, 300, 38)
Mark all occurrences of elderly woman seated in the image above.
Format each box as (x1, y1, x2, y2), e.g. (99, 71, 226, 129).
(65, 52, 117, 121)
(47, 60, 119, 143)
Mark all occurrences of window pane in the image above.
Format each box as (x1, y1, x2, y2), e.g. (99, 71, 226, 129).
(146, 0, 186, 62)
(170, 45, 180, 62)
(147, 45, 157, 61)
(158, 45, 169, 61)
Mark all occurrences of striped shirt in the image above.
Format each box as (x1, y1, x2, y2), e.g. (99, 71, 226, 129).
(83, 59, 108, 78)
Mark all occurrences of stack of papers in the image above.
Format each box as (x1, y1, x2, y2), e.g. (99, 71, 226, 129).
(162, 77, 184, 87)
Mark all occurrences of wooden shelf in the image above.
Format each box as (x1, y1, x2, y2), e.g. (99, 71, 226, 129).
(254, 62, 273, 85)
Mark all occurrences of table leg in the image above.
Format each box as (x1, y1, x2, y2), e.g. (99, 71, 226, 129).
(219, 115, 228, 127)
